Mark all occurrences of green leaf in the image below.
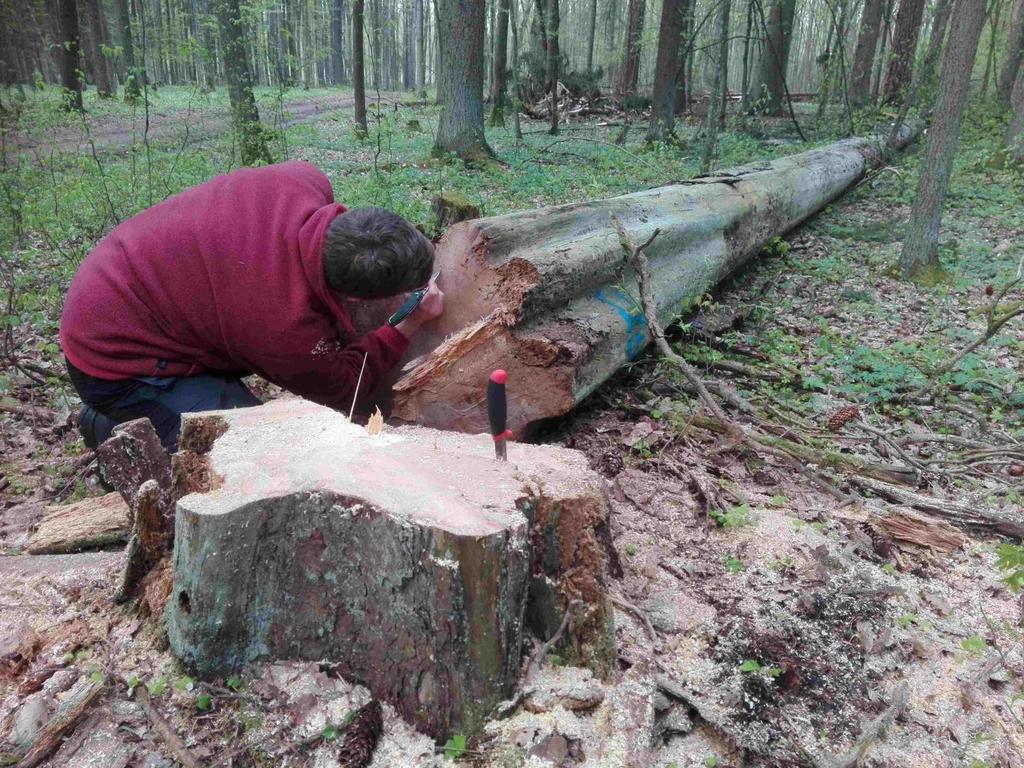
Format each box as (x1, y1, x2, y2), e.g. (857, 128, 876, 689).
(226, 676, 243, 691)
(705, 757, 720, 768)
(961, 635, 987, 655)
(147, 676, 168, 697)
(196, 693, 212, 711)
(89, 670, 103, 684)
(738, 659, 761, 673)
(175, 676, 195, 692)
(322, 725, 339, 741)
(444, 733, 467, 759)
(127, 675, 140, 690)
(725, 555, 744, 574)
(769, 495, 789, 508)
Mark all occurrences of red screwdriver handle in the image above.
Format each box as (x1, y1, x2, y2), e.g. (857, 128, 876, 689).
(487, 370, 513, 442)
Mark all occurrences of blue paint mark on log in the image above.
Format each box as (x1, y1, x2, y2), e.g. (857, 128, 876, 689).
(594, 287, 647, 359)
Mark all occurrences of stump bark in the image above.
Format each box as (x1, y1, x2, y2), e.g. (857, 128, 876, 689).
(346, 125, 922, 435)
(166, 399, 615, 740)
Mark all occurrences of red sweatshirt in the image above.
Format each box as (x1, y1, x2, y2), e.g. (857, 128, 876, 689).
(60, 161, 409, 410)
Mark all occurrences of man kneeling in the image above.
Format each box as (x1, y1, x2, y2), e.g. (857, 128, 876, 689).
(60, 161, 443, 451)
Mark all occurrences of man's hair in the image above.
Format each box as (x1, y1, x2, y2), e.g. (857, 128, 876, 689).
(322, 208, 434, 299)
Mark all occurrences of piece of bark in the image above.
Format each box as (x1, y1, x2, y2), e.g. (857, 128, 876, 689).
(853, 477, 1024, 539)
(26, 493, 130, 555)
(166, 399, 615, 740)
(17, 675, 105, 768)
(97, 418, 175, 527)
(115, 479, 170, 604)
(866, 509, 966, 554)
(343, 123, 924, 435)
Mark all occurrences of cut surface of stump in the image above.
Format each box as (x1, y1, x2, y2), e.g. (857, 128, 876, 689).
(167, 398, 614, 740)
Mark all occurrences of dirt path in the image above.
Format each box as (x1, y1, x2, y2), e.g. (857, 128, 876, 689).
(13, 91, 411, 154)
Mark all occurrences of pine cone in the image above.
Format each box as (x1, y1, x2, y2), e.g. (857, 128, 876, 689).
(826, 405, 860, 432)
(338, 699, 384, 768)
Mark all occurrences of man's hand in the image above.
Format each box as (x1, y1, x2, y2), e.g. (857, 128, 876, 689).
(394, 279, 444, 338)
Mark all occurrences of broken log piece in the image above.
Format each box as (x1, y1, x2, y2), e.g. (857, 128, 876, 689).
(853, 477, 1024, 539)
(26, 493, 130, 555)
(432, 190, 481, 229)
(97, 418, 175, 528)
(17, 675, 105, 768)
(365, 124, 923, 434)
(166, 399, 615, 741)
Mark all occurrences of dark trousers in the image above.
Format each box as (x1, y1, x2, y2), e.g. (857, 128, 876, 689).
(66, 360, 261, 452)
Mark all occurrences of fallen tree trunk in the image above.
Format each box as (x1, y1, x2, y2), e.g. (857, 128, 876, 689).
(366, 123, 921, 434)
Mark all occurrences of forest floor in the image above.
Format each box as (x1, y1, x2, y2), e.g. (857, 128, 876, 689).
(1, 85, 1023, 767)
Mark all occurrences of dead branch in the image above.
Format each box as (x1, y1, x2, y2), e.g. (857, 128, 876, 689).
(610, 594, 657, 644)
(137, 685, 201, 768)
(525, 600, 582, 683)
(814, 682, 909, 768)
(913, 257, 1024, 399)
(851, 477, 1024, 539)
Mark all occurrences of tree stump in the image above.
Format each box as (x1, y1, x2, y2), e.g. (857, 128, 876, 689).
(166, 399, 615, 740)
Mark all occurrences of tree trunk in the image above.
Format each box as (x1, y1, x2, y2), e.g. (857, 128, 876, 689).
(488, 0, 509, 126)
(213, 0, 271, 165)
(547, 0, 559, 134)
(416, 0, 426, 95)
(1006, 66, 1024, 162)
(433, 0, 492, 162)
(56, 0, 84, 110)
(375, 123, 923, 435)
(998, 0, 1024, 103)
(331, 0, 347, 84)
(646, 0, 687, 141)
(849, 0, 884, 107)
(753, 0, 796, 115)
(881, 0, 925, 105)
(740, 0, 754, 112)
(80, 0, 116, 96)
(700, 0, 732, 172)
(510, 0, 522, 139)
(166, 400, 615, 740)
(899, 0, 987, 281)
(915, 0, 953, 98)
(617, 0, 645, 97)
(586, 0, 597, 72)
(353, 0, 368, 135)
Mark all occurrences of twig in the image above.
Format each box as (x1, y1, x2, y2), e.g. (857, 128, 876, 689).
(137, 685, 201, 768)
(525, 600, 581, 682)
(539, 136, 661, 171)
(349, 351, 369, 420)
(610, 593, 657, 643)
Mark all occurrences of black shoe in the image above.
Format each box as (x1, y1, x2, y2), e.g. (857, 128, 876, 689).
(78, 405, 117, 450)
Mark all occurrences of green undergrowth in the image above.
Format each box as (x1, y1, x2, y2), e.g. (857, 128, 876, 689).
(666, 99, 1024, 437)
